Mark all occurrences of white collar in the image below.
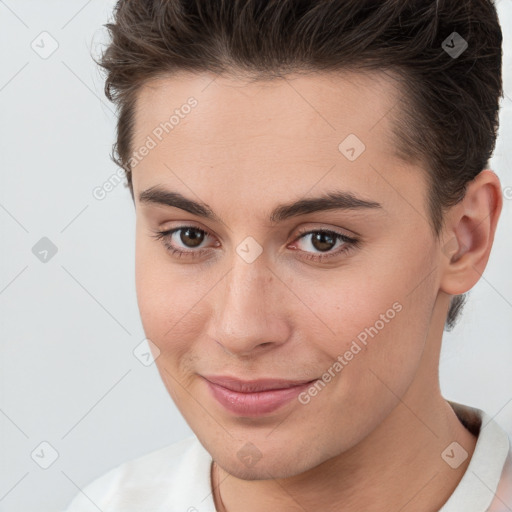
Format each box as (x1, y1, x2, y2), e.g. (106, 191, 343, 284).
(439, 400, 511, 511)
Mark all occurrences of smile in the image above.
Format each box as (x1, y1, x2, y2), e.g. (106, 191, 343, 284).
(201, 375, 318, 416)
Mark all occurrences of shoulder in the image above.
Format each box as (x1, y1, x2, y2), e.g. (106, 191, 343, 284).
(488, 447, 512, 511)
(63, 435, 212, 512)
(441, 401, 512, 512)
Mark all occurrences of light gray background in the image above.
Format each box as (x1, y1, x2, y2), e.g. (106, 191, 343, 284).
(0, 1, 511, 511)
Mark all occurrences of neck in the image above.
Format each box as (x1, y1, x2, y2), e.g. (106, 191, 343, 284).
(213, 396, 477, 512)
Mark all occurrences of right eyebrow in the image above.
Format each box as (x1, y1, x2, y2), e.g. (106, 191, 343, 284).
(139, 187, 223, 222)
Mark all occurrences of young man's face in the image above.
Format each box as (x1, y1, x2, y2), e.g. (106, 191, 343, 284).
(131, 71, 446, 479)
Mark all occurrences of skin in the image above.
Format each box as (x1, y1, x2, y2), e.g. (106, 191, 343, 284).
(130, 70, 502, 511)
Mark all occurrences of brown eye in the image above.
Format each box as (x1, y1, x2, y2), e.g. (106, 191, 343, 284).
(291, 228, 360, 263)
(310, 231, 336, 252)
(151, 225, 216, 259)
(180, 227, 205, 248)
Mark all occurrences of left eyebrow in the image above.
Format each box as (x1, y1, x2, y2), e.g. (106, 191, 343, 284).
(138, 186, 383, 224)
(269, 190, 382, 223)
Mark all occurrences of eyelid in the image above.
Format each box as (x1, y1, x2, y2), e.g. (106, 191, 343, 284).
(152, 221, 214, 244)
(292, 223, 359, 240)
(289, 226, 359, 256)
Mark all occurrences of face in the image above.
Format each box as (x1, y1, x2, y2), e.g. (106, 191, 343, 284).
(131, 70, 442, 479)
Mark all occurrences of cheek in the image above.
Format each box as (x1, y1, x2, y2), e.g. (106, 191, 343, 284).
(320, 246, 437, 402)
(134, 232, 213, 362)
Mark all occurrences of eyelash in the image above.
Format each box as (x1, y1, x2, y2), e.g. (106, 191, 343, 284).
(150, 225, 360, 262)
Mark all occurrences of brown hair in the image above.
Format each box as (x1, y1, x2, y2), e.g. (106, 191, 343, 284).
(95, 0, 503, 330)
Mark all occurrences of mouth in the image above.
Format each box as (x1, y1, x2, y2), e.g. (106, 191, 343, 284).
(201, 375, 318, 417)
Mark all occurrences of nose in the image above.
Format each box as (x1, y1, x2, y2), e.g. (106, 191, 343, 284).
(207, 256, 290, 357)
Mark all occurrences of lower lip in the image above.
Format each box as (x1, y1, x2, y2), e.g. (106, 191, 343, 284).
(204, 378, 317, 417)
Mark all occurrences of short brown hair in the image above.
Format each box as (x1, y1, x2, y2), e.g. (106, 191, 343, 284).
(96, 0, 503, 330)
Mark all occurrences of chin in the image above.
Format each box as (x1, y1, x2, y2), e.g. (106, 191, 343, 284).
(221, 460, 304, 481)
(213, 446, 321, 481)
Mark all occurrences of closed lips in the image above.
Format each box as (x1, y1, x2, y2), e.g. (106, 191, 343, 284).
(201, 376, 317, 393)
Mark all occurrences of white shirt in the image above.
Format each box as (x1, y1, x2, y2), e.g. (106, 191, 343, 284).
(63, 400, 512, 512)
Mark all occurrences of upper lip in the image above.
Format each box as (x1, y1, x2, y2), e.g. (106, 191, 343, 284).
(202, 375, 317, 393)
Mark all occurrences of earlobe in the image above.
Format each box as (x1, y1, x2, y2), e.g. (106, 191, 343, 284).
(439, 170, 502, 296)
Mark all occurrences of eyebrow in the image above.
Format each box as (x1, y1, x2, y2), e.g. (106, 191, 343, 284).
(138, 186, 382, 223)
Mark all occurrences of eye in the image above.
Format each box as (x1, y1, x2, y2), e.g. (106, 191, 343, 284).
(151, 225, 359, 262)
(150, 226, 217, 259)
(290, 228, 359, 262)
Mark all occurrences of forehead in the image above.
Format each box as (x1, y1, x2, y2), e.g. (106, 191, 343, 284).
(133, 69, 402, 155)
(130, 70, 428, 225)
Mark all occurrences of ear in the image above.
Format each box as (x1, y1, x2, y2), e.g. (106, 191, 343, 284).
(439, 169, 503, 296)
